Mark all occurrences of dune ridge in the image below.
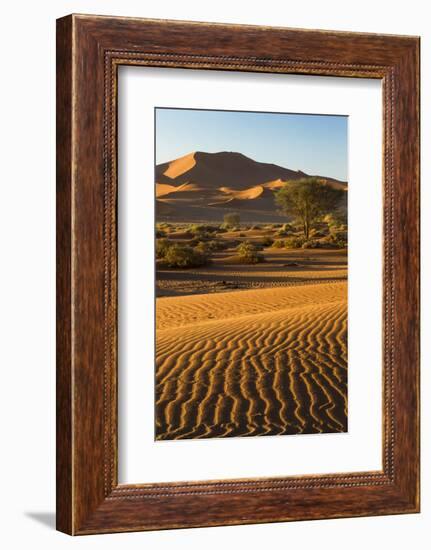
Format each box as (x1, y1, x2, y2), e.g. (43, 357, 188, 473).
(156, 281, 347, 440)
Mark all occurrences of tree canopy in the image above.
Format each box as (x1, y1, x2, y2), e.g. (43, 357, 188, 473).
(275, 177, 345, 239)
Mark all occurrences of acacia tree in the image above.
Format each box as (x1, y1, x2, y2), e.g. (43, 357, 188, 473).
(275, 177, 344, 239)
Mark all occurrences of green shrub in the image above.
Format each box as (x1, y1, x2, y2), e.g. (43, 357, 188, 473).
(194, 241, 211, 255)
(324, 213, 347, 230)
(302, 240, 320, 249)
(333, 233, 347, 248)
(284, 236, 307, 249)
(156, 238, 173, 259)
(262, 236, 274, 247)
(327, 227, 347, 247)
(188, 224, 218, 237)
(195, 239, 231, 254)
(209, 239, 231, 251)
(164, 244, 210, 268)
(282, 223, 295, 232)
(317, 235, 346, 249)
(271, 239, 285, 248)
(236, 241, 264, 264)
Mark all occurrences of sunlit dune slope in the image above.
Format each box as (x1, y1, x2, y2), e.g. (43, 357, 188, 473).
(218, 185, 264, 200)
(161, 152, 197, 179)
(156, 182, 200, 198)
(155, 183, 177, 198)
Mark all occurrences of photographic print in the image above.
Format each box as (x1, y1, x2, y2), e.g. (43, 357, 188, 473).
(155, 107, 348, 441)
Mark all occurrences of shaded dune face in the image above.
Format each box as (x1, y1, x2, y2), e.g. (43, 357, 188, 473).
(155, 282, 347, 440)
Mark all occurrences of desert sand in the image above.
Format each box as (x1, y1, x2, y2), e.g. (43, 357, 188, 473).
(156, 280, 347, 440)
(155, 150, 347, 440)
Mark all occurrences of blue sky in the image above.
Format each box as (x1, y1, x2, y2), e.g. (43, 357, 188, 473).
(155, 108, 348, 181)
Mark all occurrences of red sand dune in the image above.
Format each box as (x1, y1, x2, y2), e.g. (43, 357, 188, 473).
(155, 151, 347, 221)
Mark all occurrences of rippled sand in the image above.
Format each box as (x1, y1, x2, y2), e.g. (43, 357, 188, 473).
(155, 281, 347, 440)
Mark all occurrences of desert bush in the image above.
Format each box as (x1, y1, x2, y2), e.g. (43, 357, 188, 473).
(155, 229, 166, 238)
(271, 239, 285, 248)
(164, 244, 209, 268)
(216, 226, 227, 234)
(188, 224, 204, 234)
(282, 223, 295, 232)
(323, 213, 337, 227)
(209, 240, 231, 251)
(333, 230, 347, 241)
(302, 239, 320, 249)
(262, 236, 274, 247)
(194, 239, 227, 254)
(223, 212, 240, 228)
(211, 239, 231, 251)
(188, 224, 218, 236)
(284, 236, 307, 249)
(236, 241, 264, 264)
(317, 235, 346, 249)
(193, 241, 211, 255)
(328, 225, 347, 246)
(155, 238, 173, 259)
(333, 234, 347, 248)
(324, 213, 347, 231)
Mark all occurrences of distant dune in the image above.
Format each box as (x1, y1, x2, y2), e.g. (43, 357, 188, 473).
(155, 281, 347, 440)
(155, 151, 347, 222)
(218, 184, 265, 200)
(162, 152, 197, 179)
(155, 183, 177, 198)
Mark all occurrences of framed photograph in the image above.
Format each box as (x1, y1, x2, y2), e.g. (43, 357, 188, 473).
(56, 14, 420, 534)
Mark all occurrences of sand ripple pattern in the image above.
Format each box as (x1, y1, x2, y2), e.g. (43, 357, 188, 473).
(156, 282, 347, 440)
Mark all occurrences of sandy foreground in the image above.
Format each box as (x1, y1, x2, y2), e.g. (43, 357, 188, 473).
(156, 281, 347, 440)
